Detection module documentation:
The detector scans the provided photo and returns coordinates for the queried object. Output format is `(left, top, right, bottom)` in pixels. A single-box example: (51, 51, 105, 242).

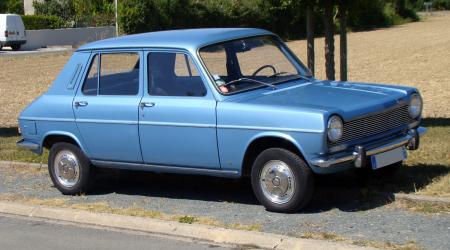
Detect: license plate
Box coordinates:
(371, 147, 407, 170)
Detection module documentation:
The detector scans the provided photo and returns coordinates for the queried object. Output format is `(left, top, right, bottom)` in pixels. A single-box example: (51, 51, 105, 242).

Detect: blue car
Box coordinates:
(17, 28, 425, 212)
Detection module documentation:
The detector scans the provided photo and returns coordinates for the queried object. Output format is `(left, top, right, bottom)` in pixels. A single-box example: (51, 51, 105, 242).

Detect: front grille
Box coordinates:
(330, 105, 415, 146)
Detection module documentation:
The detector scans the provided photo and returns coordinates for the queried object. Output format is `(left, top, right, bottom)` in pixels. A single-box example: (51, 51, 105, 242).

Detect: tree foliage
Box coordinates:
(0, 0, 24, 14)
(13, 0, 424, 35)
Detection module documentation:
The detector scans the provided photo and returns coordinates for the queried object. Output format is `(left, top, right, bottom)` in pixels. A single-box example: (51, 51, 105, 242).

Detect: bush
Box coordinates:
(21, 15, 66, 30)
(409, 0, 450, 11)
(432, 0, 450, 10)
(347, 0, 392, 31)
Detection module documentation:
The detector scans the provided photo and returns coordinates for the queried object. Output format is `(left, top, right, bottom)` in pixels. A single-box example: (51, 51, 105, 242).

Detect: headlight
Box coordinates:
(327, 115, 343, 142)
(409, 93, 422, 118)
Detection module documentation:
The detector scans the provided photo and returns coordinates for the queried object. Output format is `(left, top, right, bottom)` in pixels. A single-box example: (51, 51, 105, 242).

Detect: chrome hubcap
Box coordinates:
(260, 160, 295, 204)
(54, 150, 80, 188)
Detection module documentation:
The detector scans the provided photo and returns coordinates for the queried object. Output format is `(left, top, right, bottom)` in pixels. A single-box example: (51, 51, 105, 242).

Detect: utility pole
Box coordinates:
(115, 0, 119, 36)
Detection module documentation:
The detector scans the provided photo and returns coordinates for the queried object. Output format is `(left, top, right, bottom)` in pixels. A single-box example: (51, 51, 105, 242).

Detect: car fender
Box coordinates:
(245, 131, 309, 164)
(41, 131, 90, 157)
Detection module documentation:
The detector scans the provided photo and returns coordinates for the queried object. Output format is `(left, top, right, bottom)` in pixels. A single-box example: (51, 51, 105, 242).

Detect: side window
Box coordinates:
(148, 52, 206, 97)
(174, 54, 199, 77)
(81, 53, 140, 96)
(199, 45, 228, 78)
(99, 53, 140, 95)
(82, 55, 99, 95)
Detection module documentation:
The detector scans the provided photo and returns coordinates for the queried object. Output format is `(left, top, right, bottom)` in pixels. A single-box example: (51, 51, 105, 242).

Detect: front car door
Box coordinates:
(73, 50, 143, 163)
(138, 50, 220, 168)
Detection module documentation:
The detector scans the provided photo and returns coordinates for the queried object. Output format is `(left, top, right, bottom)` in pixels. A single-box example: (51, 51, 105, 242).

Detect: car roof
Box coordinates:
(0, 14, 21, 17)
(77, 28, 274, 52)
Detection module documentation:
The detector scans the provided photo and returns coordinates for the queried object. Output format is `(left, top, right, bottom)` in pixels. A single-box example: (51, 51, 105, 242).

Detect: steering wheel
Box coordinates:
(251, 65, 276, 76)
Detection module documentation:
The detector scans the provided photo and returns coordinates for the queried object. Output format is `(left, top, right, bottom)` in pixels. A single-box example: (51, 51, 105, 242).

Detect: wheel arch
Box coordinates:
(241, 132, 308, 177)
(41, 131, 89, 155)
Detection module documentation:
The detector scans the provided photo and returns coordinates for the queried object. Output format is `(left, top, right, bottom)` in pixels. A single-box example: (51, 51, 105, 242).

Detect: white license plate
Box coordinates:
(371, 147, 407, 170)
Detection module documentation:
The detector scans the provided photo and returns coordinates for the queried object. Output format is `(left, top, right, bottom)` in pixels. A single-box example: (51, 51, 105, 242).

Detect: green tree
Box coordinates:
(33, 0, 74, 21)
(119, 0, 167, 34)
(1, 0, 24, 14)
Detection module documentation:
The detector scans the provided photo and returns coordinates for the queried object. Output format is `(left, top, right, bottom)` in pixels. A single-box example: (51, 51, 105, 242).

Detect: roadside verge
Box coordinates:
(0, 201, 373, 250)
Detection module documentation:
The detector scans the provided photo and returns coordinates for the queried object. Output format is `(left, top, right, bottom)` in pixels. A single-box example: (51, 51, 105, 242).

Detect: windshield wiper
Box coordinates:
(224, 78, 277, 90)
(267, 71, 290, 78)
(267, 72, 313, 82)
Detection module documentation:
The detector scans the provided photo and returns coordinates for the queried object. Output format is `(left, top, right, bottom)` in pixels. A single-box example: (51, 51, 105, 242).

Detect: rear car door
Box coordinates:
(6, 15, 18, 40)
(138, 50, 220, 168)
(73, 51, 143, 163)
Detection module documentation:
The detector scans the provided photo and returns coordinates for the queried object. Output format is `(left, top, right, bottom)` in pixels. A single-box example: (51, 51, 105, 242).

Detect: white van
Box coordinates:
(0, 14, 26, 51)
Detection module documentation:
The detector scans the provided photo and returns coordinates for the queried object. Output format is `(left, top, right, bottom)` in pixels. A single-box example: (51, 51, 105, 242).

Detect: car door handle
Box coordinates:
(74, 101, 88, 108)
(140, 102, 155, 108)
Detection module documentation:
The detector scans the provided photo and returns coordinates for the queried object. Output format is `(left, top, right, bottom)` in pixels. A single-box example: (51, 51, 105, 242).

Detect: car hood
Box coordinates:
(237, 80, 416, 121)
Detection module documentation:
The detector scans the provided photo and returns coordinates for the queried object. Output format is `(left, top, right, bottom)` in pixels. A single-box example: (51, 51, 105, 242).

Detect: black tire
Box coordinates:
(48, 142, 94, 195)
(355, 161, 402, 179)
(251, 148, 314, 213)
(11, 44, 21, 51)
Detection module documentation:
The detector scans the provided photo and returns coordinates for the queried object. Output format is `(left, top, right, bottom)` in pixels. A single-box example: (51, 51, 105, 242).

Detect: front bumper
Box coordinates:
(0, 40, 26, 46)
(311, 127, 426, 168)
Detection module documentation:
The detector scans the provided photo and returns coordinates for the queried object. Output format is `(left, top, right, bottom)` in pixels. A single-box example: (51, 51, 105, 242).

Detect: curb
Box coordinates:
(0, 201, 373, 250)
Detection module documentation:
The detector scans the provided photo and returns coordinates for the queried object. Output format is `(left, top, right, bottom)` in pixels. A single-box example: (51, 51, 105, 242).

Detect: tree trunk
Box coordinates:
(339, 2, 347, 81)
(323, 0, 335, 80)
(306, 1, 315, 75)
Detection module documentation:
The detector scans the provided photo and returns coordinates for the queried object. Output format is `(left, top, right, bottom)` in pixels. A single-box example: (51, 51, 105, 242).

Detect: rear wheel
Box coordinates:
(11, 44, 21, 51)
(48, 142, 94, 194)
(251, 148, 314, 213)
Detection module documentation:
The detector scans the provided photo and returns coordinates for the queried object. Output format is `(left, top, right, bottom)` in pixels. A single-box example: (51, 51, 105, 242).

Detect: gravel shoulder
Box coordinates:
(0, 162, 448, 250)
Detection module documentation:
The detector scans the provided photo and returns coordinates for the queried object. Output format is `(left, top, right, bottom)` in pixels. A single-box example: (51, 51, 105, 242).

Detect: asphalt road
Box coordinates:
(0, 214, 234, 250)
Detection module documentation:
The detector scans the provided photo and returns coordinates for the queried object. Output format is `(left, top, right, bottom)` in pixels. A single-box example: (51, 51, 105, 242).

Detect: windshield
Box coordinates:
(199, 35, 310, 94)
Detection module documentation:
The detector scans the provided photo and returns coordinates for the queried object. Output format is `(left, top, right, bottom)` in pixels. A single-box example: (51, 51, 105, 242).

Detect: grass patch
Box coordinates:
(396, 199, 450, 214)
(0, 127, 48, 163)
(177, 215, 197, 224)
(0, 194, 261, 232)
(301, 231, 421, 250)
(301, 231, 345, 241)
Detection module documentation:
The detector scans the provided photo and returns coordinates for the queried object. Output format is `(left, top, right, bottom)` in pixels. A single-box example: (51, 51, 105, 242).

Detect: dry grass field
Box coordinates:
(0, 12, 449, 197)
(289, 12, 450, 119)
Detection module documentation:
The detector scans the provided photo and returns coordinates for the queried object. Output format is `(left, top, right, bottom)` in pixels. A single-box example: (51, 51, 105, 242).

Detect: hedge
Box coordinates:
(21, 15, 66, 30)
(118, 0, 419, 39)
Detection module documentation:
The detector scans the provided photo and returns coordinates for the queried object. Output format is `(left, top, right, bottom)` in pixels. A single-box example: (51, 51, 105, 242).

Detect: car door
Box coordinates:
(73, 51, 143, 163)
(138, 50, 220, 168)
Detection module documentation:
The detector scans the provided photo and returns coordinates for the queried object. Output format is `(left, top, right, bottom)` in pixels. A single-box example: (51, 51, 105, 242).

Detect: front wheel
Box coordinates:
(48, 142, 94, 194)
(251, 148, 314, 213)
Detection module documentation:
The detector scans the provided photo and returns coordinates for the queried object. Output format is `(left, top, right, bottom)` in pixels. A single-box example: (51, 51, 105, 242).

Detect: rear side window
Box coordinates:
(148, 52, 206, 97)
(82, 53, 140, 96)
(82, 55, 99, 95)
